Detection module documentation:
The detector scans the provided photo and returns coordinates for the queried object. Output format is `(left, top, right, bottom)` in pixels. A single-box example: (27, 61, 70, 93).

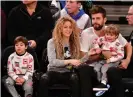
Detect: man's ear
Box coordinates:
(104, 17, 107, 24)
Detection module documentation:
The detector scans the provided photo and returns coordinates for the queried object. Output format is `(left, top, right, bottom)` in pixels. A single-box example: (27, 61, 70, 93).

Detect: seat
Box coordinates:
(1, 46, 40, 97)
(122, 49, 133, 97)
(122, 78, 133, 90)
(40, 48, 79, 97)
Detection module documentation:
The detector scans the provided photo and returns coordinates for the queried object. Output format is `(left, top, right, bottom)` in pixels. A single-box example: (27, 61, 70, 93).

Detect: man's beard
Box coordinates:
(92, 23, 104, 31)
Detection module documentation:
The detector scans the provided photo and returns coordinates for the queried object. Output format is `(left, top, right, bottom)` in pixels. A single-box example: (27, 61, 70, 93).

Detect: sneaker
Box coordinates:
(95, 90, 106, 96)
(95, 84, 110, 96)
(93, 83, 108, 91)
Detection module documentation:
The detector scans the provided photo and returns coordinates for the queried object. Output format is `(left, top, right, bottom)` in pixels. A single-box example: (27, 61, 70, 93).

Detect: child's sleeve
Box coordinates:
(92, 37, 101, 49)
(23, 55, 34, 81)
(7, 55, 18, 80)
(109, 42, 124, 62)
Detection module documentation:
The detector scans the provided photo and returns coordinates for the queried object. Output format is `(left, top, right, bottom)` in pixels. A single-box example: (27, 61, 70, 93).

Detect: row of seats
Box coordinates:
(1, 45, 133, 97)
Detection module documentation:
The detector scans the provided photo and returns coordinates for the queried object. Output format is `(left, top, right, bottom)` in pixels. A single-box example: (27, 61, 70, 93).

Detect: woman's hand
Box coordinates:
(69, 59, 81, 66)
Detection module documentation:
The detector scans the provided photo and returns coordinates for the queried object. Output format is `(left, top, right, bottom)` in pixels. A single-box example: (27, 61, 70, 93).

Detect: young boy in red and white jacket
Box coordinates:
(5, 36, 34, 97)
(92, 24, 124, 91)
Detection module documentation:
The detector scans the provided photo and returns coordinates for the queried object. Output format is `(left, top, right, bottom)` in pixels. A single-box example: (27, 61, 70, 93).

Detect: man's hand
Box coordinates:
(95, 48, 102, 54)
(29, 40, 36, 48)
(102, 50, 111, 59)
(118, 58, 130, 69)
(88, 48, 97, 56)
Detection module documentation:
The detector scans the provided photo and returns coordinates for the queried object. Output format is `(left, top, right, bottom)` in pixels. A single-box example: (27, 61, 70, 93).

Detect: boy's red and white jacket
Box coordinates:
(7, 52, 34, 81)
(93, 36, 124, 62)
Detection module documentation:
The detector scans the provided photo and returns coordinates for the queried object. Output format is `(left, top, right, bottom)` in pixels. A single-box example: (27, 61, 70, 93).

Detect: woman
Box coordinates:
(38, 16, 81, 97)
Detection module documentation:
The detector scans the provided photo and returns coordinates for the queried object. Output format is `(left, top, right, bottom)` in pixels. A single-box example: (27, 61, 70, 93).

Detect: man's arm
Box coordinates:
(119, 42, 132, 69)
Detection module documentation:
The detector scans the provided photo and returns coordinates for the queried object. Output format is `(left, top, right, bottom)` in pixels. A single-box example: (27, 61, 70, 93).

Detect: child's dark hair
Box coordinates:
(14, 36, 28, 46)
(105, 24, 120, 37)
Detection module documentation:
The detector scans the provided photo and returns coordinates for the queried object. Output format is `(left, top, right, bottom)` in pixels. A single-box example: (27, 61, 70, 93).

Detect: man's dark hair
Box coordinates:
(90, 5, 106, 18)
(14, 36, 28, 46)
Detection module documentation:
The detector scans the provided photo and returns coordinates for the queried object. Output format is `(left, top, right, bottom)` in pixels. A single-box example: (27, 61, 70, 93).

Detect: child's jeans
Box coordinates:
(4, 75, 33, 97)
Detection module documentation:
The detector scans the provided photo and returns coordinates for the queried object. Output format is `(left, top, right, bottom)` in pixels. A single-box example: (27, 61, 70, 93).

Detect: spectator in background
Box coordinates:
(121, 5, 133, 79)
(58, 0, 91, 31)
(7, 0, 54, 62)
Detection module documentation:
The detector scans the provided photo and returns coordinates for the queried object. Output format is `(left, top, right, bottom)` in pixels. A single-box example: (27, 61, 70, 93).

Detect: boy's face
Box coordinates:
(15, 41, 27, 55)
(65, 0, 81, 14)
(105, 33, 117, 42)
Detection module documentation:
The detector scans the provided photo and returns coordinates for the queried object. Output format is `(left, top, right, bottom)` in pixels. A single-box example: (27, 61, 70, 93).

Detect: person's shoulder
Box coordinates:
(81, 13, 89, 19)
(39, 3, 49, 10)
(82, 27, 93, 34)
(8, 52, 16, 59)
(47, 38, 55, 49)
(60, 8, 68, 17)
(48, 38, 54, 44)
(26, 52, 33, 58)
(8, 4, 23, 17)
(115, 38, 121, 43)
(11, 4, 22, 12)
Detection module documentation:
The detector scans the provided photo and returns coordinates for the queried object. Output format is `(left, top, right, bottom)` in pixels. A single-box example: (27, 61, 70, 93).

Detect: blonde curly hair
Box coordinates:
(52, 16, 81, 59)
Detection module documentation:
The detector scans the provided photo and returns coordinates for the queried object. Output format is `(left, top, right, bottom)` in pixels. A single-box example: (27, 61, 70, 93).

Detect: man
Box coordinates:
(7, 0, 54, 62)
(123, 5, 133, 78)
(126, 5, 133, 26)
(78, 5, 132, 97)
(60, 0, 91, 30)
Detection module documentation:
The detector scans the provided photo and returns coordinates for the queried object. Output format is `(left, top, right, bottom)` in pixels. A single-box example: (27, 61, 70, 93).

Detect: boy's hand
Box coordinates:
(20, 78, 25, 84)
(15, 77, 21, 83)
(16, 77, 22, 85)
(15, 78, 25, 85)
